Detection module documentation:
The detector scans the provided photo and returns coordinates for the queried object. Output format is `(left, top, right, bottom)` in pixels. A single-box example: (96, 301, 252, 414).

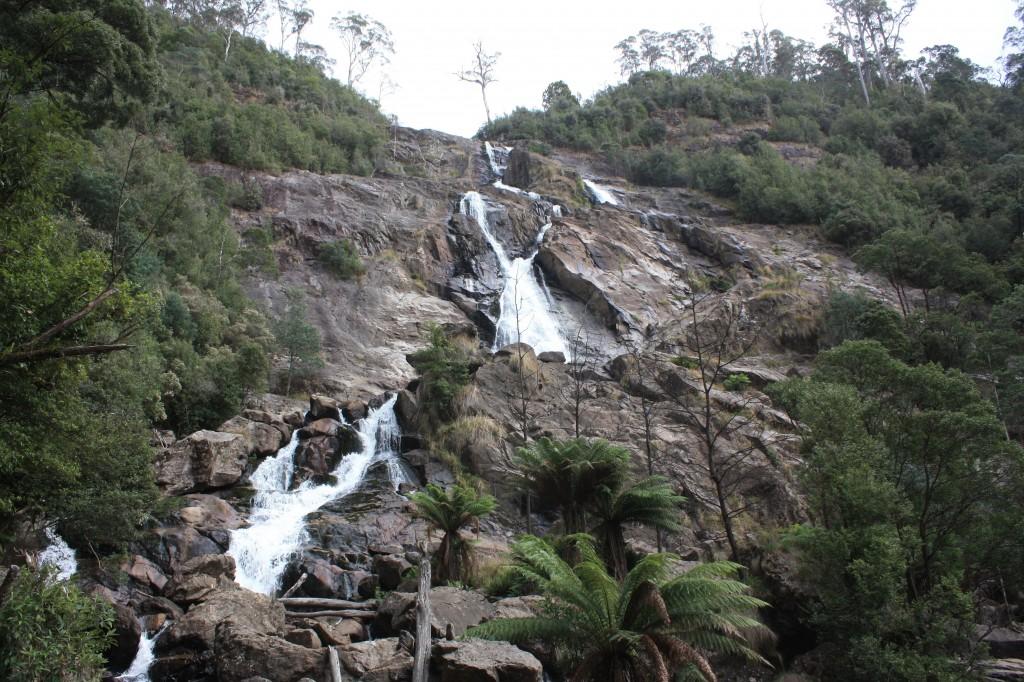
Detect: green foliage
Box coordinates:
(410, 483, 496, 584)
(272, 289, 322, 396)
(148, 7, 386, 174)
(771, 341, 1024, 680)
(0, 566, 114, 681)
(820, 290, 908, 356)
(722, 373, 751, 392)
(590, 476, 685, 579)
(318, 239, 366, 280)
(514, 438, 630, 535)
(468, 535, 771, 682)
(408, 325, 471, 428)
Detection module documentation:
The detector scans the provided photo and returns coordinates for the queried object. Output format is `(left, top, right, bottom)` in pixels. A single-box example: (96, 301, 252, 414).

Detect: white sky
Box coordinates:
(286, 0, 1020, 138)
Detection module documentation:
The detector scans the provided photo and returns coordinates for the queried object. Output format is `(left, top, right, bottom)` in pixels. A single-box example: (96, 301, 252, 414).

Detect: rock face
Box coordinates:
(434, 639, 543, 682)
(218, 416, 287, 457)
(154, 431, 249, 495)
(338, 638, 413, 680)
(375, 587, 495, 638)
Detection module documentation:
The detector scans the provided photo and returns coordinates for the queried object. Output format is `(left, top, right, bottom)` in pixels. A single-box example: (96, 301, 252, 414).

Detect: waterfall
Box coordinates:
(485, 141, 541, 199)
(461, 191, 567, 356)
(39, 527, 77, 581)
(227, 394, 401, 595)
(583, 179, 619, 206)
(117, 623, 168, 682)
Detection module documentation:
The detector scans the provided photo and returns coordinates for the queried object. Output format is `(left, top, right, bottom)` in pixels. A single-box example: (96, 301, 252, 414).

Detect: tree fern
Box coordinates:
(410, 482, 496, 584)
(591, 476, 685, 579)
(469, 535, 773, 682)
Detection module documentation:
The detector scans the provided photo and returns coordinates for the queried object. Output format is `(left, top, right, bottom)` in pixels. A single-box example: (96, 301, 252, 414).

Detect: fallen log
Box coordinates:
(279, 597, 377, 610)
(284, 609, 376, 619)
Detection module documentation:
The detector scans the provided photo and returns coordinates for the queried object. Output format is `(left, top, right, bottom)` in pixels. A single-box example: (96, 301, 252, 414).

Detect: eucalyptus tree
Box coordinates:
(457, 42, 500, 124)
(331, 12, 395, 88)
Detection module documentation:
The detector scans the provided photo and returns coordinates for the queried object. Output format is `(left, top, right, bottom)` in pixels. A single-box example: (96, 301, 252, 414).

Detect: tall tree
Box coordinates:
(272, 288, 322, 395)
(330, 12, 394, 88)
(457, 42, 499, 125)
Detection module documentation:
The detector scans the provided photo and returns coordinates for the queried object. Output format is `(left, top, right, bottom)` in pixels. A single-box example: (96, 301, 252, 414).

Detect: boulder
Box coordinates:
(163, 555, 236, 605)
(338, 638, 413, 681)
(155, 430, 249, 495)
(374, 587, 494, 638)
(124, 554, 168, 592)
(434, 639, 543, 682)
(298, 417, 344, 439)
(309, 394, 343, 421)
(292, 435, 343, 487)
(309, 618, 364, 646)
(373, 553, 412, 591)
(219, 415, 287, 457)
(147, 526, 222, 573)
(979, 626, 1024, 659)
(179, 494, 243, 531)
(215, 623, 326, 682)
(284, 628, 322, 649)
(342, 399, 368, 422)
(537, 351, 565, 363)
(107, 601, 144, 672)
(162, 588, 285, 652)
(395, 389, 418, 430)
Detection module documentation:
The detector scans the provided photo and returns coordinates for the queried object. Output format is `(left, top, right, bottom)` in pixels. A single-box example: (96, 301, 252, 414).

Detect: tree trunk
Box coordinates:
(412, 555, 432, 682)
(480, 84, 492, 124)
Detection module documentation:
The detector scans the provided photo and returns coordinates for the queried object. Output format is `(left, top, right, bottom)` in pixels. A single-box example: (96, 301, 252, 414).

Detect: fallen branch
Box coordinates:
(279, 572, 308, 599)
(284, 609, 376, 619)
(328, 645, 343, 682)
(0, 343, 133, 366)
(279, 597, 377, 610)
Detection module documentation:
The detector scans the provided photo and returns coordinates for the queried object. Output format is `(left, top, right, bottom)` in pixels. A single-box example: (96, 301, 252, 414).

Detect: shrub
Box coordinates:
(0, 567, 114, 682)
(723, 373, 752, 391)
(408, 325, 471, 428)
(318, 239, 366, 280)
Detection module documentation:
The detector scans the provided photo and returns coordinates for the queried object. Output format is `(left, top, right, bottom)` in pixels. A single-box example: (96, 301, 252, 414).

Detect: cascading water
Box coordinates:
(227, 394, 401, 595)
(39, 527, 77, 581)
(583, 179, 620, 206)
(460, 192, 567, 356)
(117, 623, 168, 682)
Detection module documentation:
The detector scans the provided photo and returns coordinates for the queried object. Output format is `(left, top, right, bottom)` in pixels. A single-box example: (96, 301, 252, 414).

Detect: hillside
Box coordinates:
(2, 3, 1024, 682)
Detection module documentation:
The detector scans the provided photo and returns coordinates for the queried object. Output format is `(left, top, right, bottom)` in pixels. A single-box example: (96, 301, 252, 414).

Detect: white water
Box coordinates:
(117, 623, 168, 682)
(583, 179, 620, 206)
(460, 192, 567, 356)
(227, 395, 401, 594)
(39, 527, 77, 581)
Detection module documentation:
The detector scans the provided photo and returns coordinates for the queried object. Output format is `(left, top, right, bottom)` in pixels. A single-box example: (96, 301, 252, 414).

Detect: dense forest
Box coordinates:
(2, 1, 1024, 681)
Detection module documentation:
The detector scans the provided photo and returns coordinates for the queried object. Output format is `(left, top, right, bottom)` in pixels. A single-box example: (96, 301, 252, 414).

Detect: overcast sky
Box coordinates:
(287, 0, 1020, 138)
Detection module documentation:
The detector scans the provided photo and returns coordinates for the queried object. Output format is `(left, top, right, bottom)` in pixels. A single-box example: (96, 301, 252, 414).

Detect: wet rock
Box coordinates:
(537, 350, 566, 363)
(155, 430, 249, 495)
(342, 399, 368, 422)
(107, 601, 143, 672)
(298, 417, 344, 439)
(434, 638, 543, 682)
(338, 638, 413, 680)
(395, 389, 418, 430)
(215, 623, 326, 682)
(292, 435, 342, 488)
(219, 415, 287, 457)
(309, 394, 343, 421)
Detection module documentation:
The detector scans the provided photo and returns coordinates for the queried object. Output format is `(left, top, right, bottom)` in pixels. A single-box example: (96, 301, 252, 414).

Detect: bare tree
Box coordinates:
(330, 12, 395, 88)
(235, 0, 268, 38)
(457, 42, 499, 125)
(659, 293, 773, 562)
(559, 325, 596, 439)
